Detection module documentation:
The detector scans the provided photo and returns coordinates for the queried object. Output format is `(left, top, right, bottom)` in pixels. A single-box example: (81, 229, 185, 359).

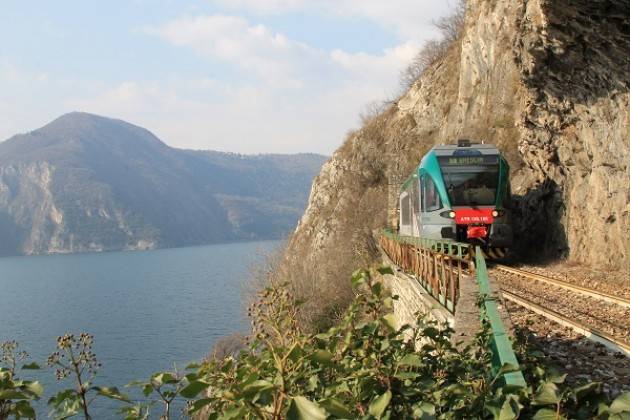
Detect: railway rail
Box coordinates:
(492, 265, 630, 358)
(501, 290, 630, 357)
(493, 264, 630, 309)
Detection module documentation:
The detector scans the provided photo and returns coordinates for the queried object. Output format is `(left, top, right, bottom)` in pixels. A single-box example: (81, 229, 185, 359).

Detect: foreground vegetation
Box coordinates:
(1, 268, 629, 419)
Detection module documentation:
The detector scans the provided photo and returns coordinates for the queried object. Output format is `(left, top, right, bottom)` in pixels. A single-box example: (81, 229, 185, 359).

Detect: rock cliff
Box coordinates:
(286, 0, 629, 315)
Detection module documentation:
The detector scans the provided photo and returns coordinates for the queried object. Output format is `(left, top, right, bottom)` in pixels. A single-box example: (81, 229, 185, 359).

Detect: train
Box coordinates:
(397, 139, 513, 257)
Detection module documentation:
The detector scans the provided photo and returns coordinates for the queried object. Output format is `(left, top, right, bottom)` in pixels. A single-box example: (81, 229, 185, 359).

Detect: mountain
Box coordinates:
(0, 112, 326, 256)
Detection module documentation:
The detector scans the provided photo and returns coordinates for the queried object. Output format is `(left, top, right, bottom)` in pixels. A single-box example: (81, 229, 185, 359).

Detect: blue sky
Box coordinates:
(1, 0, 457, 154)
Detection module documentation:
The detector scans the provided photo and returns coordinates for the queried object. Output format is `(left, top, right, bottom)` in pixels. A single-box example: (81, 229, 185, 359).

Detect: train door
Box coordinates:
(399, 191, 412, 236)
(420, 174, 443, 239)
(411, 177, 421, 236)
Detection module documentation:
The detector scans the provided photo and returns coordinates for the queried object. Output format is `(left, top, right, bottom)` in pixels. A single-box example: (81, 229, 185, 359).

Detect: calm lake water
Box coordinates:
(0, 240, 281, 418)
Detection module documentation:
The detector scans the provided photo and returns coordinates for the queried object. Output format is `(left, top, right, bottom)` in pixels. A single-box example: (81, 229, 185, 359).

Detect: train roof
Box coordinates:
(400, 141, 505, 192)
(432, 143, 500, 156)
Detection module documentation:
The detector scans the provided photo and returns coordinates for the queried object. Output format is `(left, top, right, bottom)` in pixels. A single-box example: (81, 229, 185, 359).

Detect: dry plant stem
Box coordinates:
(154, 385, 172, 420)
(67, 347, 91, 420)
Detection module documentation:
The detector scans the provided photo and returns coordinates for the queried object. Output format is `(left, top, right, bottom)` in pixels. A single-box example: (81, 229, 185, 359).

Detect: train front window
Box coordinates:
(439, 155, 500, 207)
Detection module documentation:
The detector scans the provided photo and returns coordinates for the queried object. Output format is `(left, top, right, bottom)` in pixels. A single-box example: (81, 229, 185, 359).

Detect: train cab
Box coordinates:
(398, 139, 513, 249)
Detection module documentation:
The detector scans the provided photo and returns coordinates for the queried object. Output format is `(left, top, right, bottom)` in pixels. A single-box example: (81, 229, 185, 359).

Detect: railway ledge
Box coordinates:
(379, 250, 509, 348)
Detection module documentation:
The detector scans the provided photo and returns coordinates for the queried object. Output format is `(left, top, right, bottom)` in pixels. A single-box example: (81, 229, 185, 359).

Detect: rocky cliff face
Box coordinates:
(287, 0, 630, 304)
(0, 113, 326, 256)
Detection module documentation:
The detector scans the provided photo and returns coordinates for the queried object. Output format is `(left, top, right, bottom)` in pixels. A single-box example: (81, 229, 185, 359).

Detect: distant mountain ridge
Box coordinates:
(0, 112, 326, 256)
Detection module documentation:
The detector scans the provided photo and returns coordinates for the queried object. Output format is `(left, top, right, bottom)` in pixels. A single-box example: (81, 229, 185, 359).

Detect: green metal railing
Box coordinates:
(381, 229, 472, 261)
(475, 246, 527, 387)
(378, 230, 526, 387)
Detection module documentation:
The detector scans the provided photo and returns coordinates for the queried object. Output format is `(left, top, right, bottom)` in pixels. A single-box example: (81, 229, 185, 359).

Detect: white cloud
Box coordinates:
(0, 62, 22, 82)
(331, 42, 418, 83)
(2, 2, 460, 154)
(64, 76, 379, 154)
(212, 0, 454, 41)
(123, 13, 428, 153)
(142, 15, 319, 87)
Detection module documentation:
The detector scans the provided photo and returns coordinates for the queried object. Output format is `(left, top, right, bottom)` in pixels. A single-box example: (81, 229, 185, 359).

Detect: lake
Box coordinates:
(0, 240, 281, 417)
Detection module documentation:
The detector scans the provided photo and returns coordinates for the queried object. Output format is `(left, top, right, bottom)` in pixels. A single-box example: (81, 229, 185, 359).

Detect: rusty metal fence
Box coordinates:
(379, 229, 472, 313)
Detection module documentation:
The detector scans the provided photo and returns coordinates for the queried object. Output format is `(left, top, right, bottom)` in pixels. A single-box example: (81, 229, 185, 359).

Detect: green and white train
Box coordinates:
(398, 140, 513, 254)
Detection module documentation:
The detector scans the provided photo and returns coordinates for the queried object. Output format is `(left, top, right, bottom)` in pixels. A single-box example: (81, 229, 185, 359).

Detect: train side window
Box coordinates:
(425, 176, 442, 212)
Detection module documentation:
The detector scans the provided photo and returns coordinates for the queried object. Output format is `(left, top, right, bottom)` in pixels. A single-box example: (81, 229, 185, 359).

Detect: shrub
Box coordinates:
(400, 0, 467, 91)
(2, 268, 629, 418)
(0, 341, 42, 419)
(182, 268, 628, 419)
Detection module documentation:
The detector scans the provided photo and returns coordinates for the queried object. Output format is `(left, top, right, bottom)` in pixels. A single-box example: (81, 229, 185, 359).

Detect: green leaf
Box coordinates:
(549, 372, 567, 384)
(368, 390, 392, 419)
(498, 396, 521, 420)
(371, 282, 383, 296)
(242, 380, 274, 398)
(532, 408, 561, 420)
(351, 270, 368, 288)
(610, 392, 630, 413)
(394, 371, 419, 380)
(573, 382, 601, 400)
(307, 375, 318, 392)
(382, 314, 397, 331)
(219, 405, 247, 419)
(0, 389, 29, 400)
(398, 354, 422, 367)
(321, 398, 353, 418)
(142, 384, 153, 397)
(50, 397, 82, 420)
(94, 386, 131, 402)
(413, 402, 436, 420)
(152, 372, 178, 386)
(179, 381, 210, 399)
(25, 381, 44, 398)
(377, 266, 394, 275)
(125, 379, 146, 387)
(48, 389, 76, 408)
(423, 327, 440, 339)
(287, 396, 327, 420)
(311, 350, 334, 366)
(14, 400, 36, 418)
(496, 363, 520, 376)
(21, 362, 41, 370)
(189, 398, 213, 414)
(533, 382, 560, 406)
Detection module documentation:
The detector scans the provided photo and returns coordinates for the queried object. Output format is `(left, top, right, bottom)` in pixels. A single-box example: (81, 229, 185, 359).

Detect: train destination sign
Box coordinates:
(440, 155, 499, 166)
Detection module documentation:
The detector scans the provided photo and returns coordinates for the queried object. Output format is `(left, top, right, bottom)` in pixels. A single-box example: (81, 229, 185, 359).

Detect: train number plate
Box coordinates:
(455, 209, 494, 224)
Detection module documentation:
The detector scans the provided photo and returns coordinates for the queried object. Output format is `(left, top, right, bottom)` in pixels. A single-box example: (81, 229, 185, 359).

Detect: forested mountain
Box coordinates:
(0, 112, 326, 256)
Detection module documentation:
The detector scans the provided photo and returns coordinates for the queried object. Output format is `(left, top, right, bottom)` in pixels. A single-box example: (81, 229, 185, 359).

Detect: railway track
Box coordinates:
(493, 264, 630, 308)
(501, 290, 630, 357)
(491, 264, 630, 358)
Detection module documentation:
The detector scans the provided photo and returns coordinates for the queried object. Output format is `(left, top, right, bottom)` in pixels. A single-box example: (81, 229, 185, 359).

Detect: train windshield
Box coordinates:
(438, 154, 500, 207)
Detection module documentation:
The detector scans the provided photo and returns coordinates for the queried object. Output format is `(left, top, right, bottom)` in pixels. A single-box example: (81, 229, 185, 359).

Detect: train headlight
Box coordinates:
(440, 210, 457, 219)
(492, 210, 499, 217)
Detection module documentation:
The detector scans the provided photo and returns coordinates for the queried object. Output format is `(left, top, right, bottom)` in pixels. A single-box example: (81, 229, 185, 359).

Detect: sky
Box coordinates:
(0, 1, 457, 155)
